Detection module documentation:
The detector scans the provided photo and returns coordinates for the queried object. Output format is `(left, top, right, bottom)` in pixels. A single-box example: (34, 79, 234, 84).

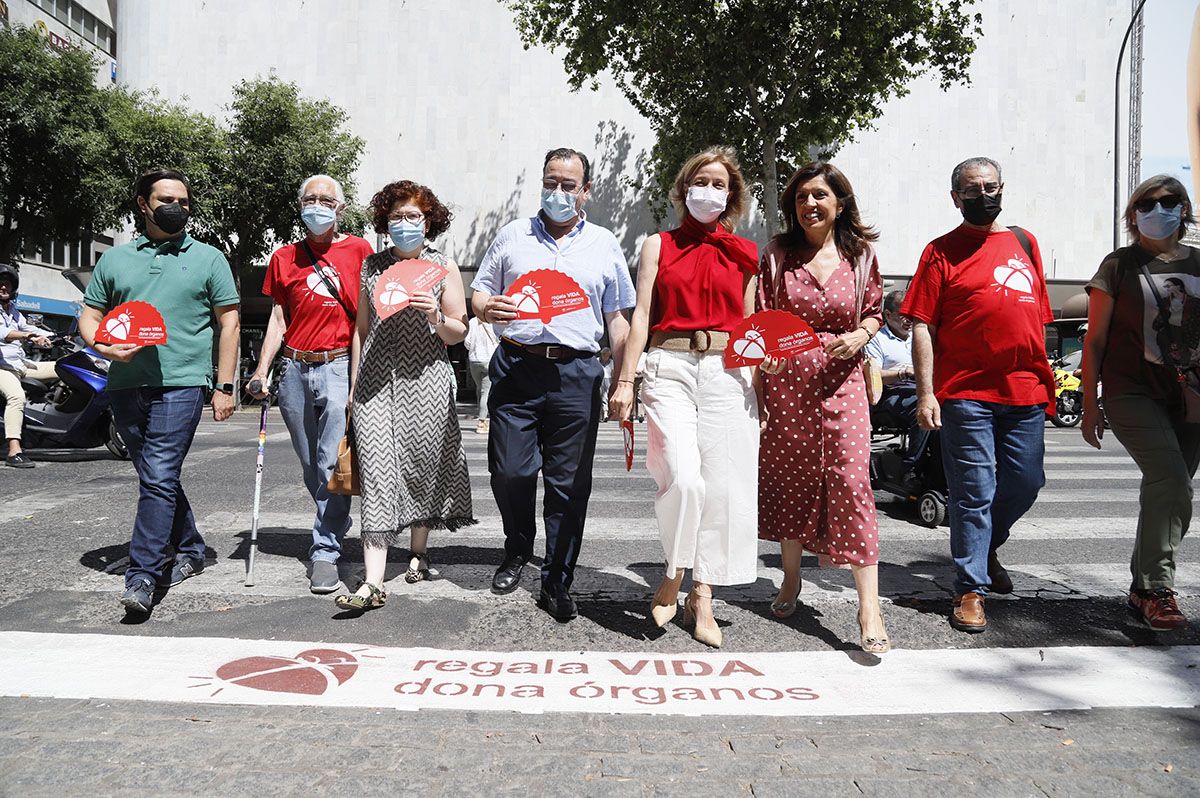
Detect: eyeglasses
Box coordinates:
(387, 211, 426, 224)
(956, 183, 1003, 200)
(541, 179, 581, 194)
(1133, 195, 1183, 214)
(301, 194, 340, 209)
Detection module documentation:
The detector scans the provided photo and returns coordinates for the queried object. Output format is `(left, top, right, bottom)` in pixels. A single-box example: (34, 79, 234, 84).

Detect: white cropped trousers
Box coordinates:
(639, 347, 759, 586)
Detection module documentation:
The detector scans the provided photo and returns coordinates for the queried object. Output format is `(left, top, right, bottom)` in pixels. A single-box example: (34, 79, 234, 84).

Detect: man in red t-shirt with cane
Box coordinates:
(248, 175, 373, 594)
(903, 157, 1056, 633)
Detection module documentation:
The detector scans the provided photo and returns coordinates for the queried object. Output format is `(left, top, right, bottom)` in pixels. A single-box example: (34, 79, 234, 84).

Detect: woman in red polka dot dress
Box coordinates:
(757, 162, 890, 653)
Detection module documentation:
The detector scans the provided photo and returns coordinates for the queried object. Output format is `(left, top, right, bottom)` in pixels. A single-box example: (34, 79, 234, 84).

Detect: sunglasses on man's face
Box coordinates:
(1133, 195, 1183, 213)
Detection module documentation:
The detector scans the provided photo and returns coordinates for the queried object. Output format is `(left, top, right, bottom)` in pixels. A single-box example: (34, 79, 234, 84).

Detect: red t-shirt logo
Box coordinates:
(993, 257, 1034, 296)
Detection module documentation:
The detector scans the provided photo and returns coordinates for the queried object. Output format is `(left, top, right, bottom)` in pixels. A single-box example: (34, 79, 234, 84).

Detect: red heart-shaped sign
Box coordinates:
(96, 301, 168, 346)
(214, 648, 358, 695)
(506, 269, 590, 324)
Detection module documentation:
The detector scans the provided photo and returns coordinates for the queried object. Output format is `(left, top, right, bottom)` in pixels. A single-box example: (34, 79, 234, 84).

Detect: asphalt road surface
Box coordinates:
(1, 408, 1197, 797)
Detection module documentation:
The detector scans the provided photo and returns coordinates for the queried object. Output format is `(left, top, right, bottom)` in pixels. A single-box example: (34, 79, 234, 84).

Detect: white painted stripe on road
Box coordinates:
(195, 511, 1139, 543)
(1, 632, 1196, 717)
(0, 432, 292, 526)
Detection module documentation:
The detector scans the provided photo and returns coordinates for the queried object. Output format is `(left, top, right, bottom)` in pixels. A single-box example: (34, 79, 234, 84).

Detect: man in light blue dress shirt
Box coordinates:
(471, 147, 634, 621)
(865, 289, 930, 482)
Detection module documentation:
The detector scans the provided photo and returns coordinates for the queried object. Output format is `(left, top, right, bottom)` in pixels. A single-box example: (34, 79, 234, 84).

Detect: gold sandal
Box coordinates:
(334, 582, 387, 613)
(858, 609, 891, 654)
(405, 551, 436, 584)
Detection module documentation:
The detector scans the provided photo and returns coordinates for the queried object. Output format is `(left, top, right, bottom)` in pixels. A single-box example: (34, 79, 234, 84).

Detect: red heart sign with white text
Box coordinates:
(724, 310, 819, 368)
(95, 301, 168, 345)
(372, 259, 449, 320)
(506, 269, 590, 324)
(621, 419, 634, 471)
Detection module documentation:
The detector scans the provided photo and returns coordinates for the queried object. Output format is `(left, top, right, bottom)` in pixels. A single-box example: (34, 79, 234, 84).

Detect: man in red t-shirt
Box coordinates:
(902, 157, 1056, 634)
(248, 175, 374, 594)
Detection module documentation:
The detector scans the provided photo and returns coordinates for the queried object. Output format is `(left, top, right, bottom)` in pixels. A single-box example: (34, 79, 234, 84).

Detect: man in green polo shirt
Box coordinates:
(79, 168, 241, 614)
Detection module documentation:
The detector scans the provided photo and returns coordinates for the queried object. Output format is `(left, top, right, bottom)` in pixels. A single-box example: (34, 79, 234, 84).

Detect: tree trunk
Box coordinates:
(762, 133, 780, 238)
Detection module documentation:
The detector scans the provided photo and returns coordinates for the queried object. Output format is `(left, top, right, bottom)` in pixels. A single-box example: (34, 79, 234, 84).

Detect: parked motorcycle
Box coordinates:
(0, 337, 128, 459)
(1051, 356, 1083, 428)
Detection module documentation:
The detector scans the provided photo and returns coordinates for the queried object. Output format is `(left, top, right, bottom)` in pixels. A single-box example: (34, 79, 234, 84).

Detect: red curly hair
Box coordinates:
(369, 180, 453, 240)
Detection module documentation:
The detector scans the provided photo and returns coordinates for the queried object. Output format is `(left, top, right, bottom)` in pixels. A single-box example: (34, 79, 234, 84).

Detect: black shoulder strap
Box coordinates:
(299, 240, 355, 322)
(1007, 226, 1034, 264)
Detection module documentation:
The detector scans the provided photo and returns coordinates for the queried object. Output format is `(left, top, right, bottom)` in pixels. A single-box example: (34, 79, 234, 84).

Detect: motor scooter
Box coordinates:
(0, 337, 128, 459)
(1051, 357, 1083, 428)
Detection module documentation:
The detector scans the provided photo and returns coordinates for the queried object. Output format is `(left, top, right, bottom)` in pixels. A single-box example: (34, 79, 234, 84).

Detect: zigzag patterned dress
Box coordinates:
(353, 246, 475, 546)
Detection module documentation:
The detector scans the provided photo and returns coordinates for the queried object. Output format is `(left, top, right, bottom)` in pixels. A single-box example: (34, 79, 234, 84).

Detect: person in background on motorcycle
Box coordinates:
(0, 265, 56, 468)
(864, 289, 930, 490)
(247, 175, 373, 595)
(1082, 175, 1199, 631)
(903, 157, 1056, 634)
(79, 168, 241, 615)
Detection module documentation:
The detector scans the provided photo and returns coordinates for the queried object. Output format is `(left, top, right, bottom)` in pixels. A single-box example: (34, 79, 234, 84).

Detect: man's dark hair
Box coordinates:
(950, 157, 1001, 191)
(883, 290, 906, 314)
(133, 168, 193, 208)
(543, 148, 591, 184)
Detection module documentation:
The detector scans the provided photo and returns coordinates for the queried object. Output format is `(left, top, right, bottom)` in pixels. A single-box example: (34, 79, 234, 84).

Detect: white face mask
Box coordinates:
(685, 185, 727, 224)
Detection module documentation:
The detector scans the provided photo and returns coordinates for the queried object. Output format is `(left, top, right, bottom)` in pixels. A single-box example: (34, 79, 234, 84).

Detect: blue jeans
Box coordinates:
(878, 385, 932, 471)
(276, 357, 352, 563)
(109, 387, 205, 588)
(940, 399, 1046, 595)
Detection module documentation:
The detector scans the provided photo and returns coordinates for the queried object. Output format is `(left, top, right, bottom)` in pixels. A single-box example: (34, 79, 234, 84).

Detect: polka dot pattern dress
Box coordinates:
(756, 247, 884, 566)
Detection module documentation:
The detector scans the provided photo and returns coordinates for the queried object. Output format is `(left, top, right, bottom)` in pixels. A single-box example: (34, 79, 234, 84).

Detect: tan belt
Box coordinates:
(282, 345, 349, 364)
(649, 330, 730, 353)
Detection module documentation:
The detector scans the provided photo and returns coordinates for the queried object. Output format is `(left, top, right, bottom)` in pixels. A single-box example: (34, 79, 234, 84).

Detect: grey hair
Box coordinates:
(883, 290, 906, 314)
(951, 157, 1002, 191)
(297, 174, 346, 204)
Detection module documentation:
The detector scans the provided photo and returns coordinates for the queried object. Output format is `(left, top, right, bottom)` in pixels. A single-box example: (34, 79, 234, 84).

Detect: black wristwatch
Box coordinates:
(214, 383, 235, 394)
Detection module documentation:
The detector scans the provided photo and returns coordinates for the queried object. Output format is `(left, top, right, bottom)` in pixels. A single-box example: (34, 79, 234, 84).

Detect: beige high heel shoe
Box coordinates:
(858, 608, 891, 654)
(682, 587, 722, 648)
(770, 577, 802, 619)
(650, 570, 684, 627)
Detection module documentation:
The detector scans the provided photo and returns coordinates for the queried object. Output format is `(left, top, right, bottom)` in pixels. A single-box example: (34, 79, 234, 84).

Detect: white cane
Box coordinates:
(244, 380, 269, 587)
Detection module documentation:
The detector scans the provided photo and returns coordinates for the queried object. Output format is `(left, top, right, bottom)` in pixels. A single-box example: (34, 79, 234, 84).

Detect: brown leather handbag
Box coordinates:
(327, 412, 360, 496)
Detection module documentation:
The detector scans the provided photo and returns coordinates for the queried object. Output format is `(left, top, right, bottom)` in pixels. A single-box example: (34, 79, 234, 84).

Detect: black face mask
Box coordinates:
(150, 202, 189, 235)
(959, 192, 1002, 226)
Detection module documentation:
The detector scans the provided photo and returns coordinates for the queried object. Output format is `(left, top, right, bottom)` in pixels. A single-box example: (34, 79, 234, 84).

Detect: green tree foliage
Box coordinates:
(200, 76, 366, 275)
(0, 27, 365, 276)
(0, 26, 111, 261)
(507, 0, 982, 233)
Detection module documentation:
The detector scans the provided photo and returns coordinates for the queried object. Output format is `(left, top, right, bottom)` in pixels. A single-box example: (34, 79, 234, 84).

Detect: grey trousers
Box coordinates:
(1105, 393, 1200, 590)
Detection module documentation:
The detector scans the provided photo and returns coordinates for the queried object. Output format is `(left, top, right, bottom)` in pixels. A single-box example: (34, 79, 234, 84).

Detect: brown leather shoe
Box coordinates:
(951, 592, 987, 632)
(988, 551, 1013, 595)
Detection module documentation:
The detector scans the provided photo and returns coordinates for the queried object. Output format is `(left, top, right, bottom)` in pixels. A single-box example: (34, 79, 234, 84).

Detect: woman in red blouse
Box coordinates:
(610, 147, 760, 648)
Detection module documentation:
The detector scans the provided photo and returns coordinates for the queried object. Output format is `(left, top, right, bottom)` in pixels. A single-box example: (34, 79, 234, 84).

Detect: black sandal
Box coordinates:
(334, 582, 387, 613)
(405, 551, 435, 584)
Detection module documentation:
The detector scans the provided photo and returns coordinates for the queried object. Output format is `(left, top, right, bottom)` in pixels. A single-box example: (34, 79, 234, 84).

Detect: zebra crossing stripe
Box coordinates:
(1, 631, 1195, 717)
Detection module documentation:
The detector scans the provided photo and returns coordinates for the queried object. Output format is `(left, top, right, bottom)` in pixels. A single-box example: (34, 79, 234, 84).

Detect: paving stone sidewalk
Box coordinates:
(2, 697, 1197, 797)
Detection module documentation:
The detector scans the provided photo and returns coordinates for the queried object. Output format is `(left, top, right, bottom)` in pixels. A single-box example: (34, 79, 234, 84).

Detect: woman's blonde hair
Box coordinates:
(669, 147, 748, 232)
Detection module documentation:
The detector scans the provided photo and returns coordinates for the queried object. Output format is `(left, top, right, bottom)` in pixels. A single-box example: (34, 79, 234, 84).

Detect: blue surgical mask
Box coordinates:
(541, 189, 578, 224)
(1136, 203, 1183, 241)
(389, 220, 425, 252)
(301, 205, 337, 235)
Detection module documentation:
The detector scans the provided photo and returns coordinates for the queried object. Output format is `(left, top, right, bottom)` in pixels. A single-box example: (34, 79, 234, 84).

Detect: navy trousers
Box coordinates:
(487, 342, 602, 596)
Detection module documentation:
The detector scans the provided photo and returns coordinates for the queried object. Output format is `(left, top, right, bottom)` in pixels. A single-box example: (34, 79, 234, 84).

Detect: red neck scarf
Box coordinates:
(678, 214, 758, 274)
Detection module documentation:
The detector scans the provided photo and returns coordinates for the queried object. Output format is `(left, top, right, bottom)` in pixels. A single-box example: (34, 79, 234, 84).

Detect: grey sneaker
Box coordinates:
(121, 577, 155, 613)
(168, 557, 205, 587)
(310, 560, 341, 594)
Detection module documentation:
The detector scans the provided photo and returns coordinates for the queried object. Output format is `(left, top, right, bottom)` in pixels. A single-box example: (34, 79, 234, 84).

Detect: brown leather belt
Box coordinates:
(649, 330, 730, 353)
(501, 337, 595, 361)
(282, 345, 349, 364)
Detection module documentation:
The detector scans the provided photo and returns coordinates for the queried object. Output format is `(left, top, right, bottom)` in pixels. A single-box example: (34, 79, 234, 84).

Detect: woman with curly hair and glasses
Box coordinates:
(335, 180, 476, 613)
